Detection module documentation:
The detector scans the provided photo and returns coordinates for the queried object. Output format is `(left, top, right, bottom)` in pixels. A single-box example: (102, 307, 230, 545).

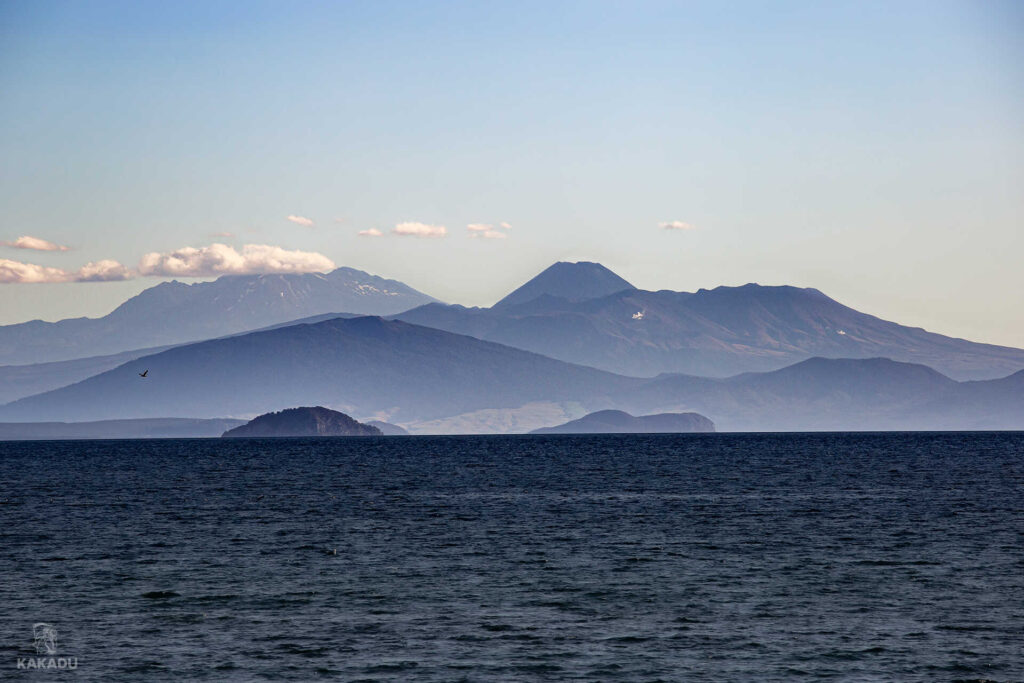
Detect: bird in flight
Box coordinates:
(139, 370, 148, 378)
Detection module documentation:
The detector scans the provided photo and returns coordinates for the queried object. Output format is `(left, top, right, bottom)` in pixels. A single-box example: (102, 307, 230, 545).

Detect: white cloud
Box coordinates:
(1, 235, 70, 251)
(76, 259, 133, 282)
(1, 242, 332, 283)
(659, 220, 697, 231)
(0, 259, 73, 283)
(393, 222, 447, 238)
(0, 258, 131, 283)
(467, 222, 510, 239)
(472, 230, 507, 239)
(358, 228, 383, 237)
(137, 243, 335, 277)
(286, 215, 314, 227)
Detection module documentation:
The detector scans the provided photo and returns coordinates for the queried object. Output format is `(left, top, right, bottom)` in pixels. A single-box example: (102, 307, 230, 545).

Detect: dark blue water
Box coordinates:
(1, 433, 1022, 681)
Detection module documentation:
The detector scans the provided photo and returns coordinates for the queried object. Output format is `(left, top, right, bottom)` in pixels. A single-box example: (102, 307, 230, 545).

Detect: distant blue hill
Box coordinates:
(0, 268, 437, 366)
(614, 357, 1024, 431)
(0, 317, 637, 424)
(0, 312, 366, 405)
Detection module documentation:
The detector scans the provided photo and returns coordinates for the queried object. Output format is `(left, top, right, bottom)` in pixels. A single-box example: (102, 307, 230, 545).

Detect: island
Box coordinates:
(530, 409, 715, 434)
(221, 406, 383, 437)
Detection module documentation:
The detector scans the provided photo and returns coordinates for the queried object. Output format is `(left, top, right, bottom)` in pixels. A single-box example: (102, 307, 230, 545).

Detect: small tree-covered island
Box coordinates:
(222, 406, 382, 438)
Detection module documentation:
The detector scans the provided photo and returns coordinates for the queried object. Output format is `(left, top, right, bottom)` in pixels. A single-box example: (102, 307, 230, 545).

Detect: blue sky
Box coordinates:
(1, 1, 1022, 345)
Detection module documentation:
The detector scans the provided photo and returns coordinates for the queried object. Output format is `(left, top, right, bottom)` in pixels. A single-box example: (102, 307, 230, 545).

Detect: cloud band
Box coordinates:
(1, 243, 335, 283)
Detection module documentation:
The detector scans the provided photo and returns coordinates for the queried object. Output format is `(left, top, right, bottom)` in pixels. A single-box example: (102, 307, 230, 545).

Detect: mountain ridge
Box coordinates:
(0, 268, 438, 366)
(396, 276, 1024, 381)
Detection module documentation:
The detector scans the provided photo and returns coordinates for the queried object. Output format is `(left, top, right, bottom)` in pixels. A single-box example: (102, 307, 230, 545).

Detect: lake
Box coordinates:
(1, 432, 1021, 680)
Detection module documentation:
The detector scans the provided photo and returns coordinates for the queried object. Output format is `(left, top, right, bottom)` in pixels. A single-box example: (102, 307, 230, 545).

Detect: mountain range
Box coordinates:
(0, 267, 437, 366)
(1, 314, 1020, 432)
(395, 262, 1024, 381)
(0, 260, 1021, 434)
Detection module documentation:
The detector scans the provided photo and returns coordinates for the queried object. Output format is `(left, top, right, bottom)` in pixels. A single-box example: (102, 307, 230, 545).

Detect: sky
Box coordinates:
(1, 0, 1022, 346)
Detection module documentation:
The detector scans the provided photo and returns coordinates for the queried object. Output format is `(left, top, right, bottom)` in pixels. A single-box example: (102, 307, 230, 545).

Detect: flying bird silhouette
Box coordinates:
(139, 370, 148, 378)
